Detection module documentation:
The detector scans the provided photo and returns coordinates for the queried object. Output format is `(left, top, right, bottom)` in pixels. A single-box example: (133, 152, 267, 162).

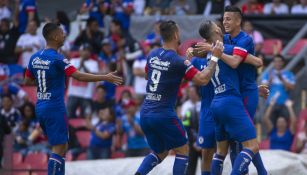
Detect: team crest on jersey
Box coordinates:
(63, 59, 70, 64)
(184, 60, 191, 66)
(198, 136, 204, 144)
(32, 57, 50, 69)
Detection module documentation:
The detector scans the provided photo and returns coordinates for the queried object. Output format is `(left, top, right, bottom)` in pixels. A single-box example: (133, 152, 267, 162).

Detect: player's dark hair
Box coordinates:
(96, 84, 107, 92)
(198, 20, 214, 42)
(1, 94, 13, 101)
(20, 102, 36, 119)
(111, 19, 122, 29)
(274, 54, 286, 62)
(159, 20, 178, 42)
(224, 5, 243, 20)
(42, 23, 60, 40)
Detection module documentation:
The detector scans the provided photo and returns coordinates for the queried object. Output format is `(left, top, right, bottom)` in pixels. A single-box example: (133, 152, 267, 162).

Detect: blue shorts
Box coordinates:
(211, 95, 256, 143)
(36, 107, 69, 146)
(241, 89, 258, 120)
(140, 113, 188, 154)
(197, 109, 216, 149)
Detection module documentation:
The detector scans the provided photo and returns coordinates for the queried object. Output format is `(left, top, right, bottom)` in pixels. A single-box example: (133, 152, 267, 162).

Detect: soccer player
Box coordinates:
(195, 20, 266, 175)
(24, 23, 123, 175)
(134, 20, 224, 175)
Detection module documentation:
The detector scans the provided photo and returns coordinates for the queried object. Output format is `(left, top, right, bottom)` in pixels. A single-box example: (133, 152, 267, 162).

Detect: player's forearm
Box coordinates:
(245, 54, 263, 68)
(221, 53, 241, 69)
(73, 72, 108, 82)
(197, 60, 217, 85)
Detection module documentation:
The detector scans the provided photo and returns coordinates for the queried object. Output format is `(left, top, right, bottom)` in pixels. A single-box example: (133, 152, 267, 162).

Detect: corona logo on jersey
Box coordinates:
(32, 57, 50, 69)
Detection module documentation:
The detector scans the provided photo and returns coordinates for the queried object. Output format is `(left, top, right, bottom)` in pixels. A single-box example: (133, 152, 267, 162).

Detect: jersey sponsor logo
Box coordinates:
(32, 57, 50, 69)
(145, 92, 162, 101)
(149, 56, 170, 71)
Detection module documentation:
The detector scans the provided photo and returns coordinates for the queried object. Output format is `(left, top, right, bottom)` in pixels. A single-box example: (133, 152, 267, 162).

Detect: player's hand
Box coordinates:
(285, 99, 293, 108)
(105, 71, 123, 85)
(186, 47, 194, 60)
(212, 40, 224, 58)
(194, 42, 212, 54)
(258, 84, 269, 100)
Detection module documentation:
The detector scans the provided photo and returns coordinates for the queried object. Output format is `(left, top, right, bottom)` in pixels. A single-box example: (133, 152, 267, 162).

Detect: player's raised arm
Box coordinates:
(71, 70, 123, 85)
(192, 40, 223, 86)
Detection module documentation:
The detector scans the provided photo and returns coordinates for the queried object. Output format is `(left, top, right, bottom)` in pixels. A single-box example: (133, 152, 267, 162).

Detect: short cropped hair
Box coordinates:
(159, 20, 178, 42)
(198, 20, 214, 42)
(224, 5, 243, 20)
(42, 23, 60, 40)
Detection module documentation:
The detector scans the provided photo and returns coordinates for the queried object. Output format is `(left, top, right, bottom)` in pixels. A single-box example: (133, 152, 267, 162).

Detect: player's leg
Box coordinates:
(211, 140, 228, 175)
(202, 148, 215, 175)
(172, 144, 189, 175)
(135, 116, 167, 175)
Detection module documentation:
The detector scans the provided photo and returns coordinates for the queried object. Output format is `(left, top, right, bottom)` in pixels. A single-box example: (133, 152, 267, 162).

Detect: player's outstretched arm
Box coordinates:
(244, 54, 263, 68)
(71, 70, 123, 85)
(192, 40, 223, 85)
(262, 98, 275, 133)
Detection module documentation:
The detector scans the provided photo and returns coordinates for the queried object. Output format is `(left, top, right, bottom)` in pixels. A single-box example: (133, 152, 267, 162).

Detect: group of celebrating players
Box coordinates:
(24, 4, 269, 175)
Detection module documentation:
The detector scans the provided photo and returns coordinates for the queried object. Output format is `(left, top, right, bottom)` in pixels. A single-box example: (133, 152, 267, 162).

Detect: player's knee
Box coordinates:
(173, 144, 189, 156)
(52, 143, 68, 156)
(242, 139, 259, 153)
(202, 148, 215, 161)
(157, 151, 168, 161)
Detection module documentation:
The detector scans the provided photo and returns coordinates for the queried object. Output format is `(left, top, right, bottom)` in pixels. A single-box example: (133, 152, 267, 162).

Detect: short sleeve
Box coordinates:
(16, 36, 24, 47)
(180, 59, 199, 81)
(107, 125, 116, 135)
(25, 0, 36, 12)
(25, 68, 34, 79)
(234, 36, 254, 61)
(56, 58, 77, 77)
(284, 71, 295, 85)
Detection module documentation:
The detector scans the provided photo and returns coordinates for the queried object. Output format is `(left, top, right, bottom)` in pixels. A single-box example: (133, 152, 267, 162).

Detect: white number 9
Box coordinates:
(149, 69, 161, 92)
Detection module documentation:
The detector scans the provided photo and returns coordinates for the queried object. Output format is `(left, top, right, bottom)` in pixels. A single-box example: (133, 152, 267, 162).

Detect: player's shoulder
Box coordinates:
(240, 31, 253, 42)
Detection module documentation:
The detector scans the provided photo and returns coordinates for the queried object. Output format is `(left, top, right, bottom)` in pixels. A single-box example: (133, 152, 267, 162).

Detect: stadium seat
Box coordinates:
(32, 172, 47, 175)
(178, 39, 203, 56)
(111, 151, 125, 159)
(115, 86, 135, 102)
(259, 139, 270, 150)
(261, 39, 283, 56)
(287, 39, 307, 56)
(13, 152, 23, 165)
(76, 152, 87, 160)
(13, 163, 31, 170)
(24, 153, 48, 165)
(69, 118, 86, 129)
(75, 131, 91, 148)
(22, 86, 37, 103)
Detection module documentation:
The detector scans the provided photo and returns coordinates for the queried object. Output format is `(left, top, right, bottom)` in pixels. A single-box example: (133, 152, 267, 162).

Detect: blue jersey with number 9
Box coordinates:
(141, 48, 198, 115)
(211, 44, 241, 97)
(25, 49, 77, 111)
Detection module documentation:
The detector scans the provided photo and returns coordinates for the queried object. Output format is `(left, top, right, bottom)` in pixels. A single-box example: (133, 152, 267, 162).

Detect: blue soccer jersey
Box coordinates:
(141, 48, 198, 115)
(224, 31, 257, 91)
(19, 0, 37, 33)
(25, 48, 77, 146)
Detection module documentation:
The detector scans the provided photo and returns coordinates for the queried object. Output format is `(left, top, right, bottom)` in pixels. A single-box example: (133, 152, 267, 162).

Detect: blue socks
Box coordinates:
(230, 141, 242, 167)
(231, 148, 254, 175)
(201, 171, 210, 175)
(252, 152, 267, 175)
(211, 154, 225, 175)
(48, 153, 65, 175)
(136, 153, 161, 175)
(173, 154, 189, 175)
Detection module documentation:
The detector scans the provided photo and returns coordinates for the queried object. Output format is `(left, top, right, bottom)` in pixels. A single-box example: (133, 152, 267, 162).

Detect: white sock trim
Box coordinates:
(241, 151, 253, 160)
(49, 158, 62, 165)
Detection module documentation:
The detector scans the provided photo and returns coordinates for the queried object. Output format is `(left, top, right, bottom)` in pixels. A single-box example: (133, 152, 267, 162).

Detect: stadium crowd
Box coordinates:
(0, 0, 306, 172)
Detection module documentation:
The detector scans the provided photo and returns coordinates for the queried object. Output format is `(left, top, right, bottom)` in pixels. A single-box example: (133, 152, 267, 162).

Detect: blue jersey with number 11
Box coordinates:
(141, 48, 198, 115)
(25, 49, 77, 111)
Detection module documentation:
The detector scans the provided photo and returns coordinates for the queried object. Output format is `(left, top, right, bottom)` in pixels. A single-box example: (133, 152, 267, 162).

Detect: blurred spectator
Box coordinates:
(243, 20, 264, 55)
(132, 55, 147, 98)
(115, 89, 133, 118)
(241, 0, 264, 14)
(55, 11, 71, 35)
(0, 82, 28, 107)
(133, 0, 145, 15)
(67, 44, 99, 118)
(0, 110, 10, 169)
(17, 0, 38, 34)
(144, 0, 172, 15)
(74, 17, 104, 54)
(170, 0, 196, 15)
(0, 18, 20, 64)
(261, 55, 295, 106)
(291, 0, 307, 14)
(67, 125, 83, 160)
(120, 100, 149, 157)
(145, 20, 162, 46)
(296, 122, 307, 153)
(25, 125, 50, 154)
(0, 94, 21, 129)
(99, 38, 117, 68)
(20, 102, 36, 132)
(86, 85, 112, 129)
(13, 120, 30, 152)
(263, 0, 289, 15)
(203, 0, 235, 15)
(0, 0, 11, 21)
(84, 0, 109, 28)
(87, 107, 116, 159)
(262, 99, 296, 151)
(15, 20, 45, 68)
(110, 0, 134, 31)
(180, 86, 201, 175)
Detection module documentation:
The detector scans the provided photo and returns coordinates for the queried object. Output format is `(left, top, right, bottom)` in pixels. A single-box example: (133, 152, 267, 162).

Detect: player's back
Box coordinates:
(211, 45, 241, 98)
(141, 48, 194, 115)
(224, 31, 257, 91)
(27, 49, 74, 111)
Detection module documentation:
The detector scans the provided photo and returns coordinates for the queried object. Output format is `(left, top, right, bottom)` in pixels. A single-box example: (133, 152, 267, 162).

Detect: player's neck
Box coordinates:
(230, 28, 241, 38)
(163, 42, 177, 52)
(46, 43, 59, 51)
